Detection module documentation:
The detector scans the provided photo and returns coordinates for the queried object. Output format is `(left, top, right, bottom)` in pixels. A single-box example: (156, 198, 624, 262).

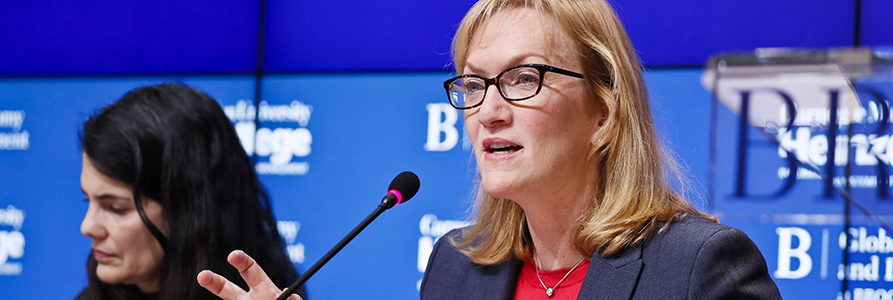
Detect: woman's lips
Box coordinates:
(484, 148, 522, 161)
(482, 138, 522, 154)
(482, 138, 523, 161)
(93, 250, 114, 262)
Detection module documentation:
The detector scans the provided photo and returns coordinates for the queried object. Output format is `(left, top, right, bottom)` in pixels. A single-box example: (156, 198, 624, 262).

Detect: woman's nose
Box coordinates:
(475, 85, 512, 127)
(80, 202, 106, 239)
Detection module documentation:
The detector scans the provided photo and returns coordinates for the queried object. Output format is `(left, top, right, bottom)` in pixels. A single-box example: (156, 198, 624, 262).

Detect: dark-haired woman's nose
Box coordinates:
(80, 201, 107, 240)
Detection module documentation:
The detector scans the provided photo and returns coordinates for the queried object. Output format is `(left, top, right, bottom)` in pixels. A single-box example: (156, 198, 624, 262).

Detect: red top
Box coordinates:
(514, 258, 590, 300)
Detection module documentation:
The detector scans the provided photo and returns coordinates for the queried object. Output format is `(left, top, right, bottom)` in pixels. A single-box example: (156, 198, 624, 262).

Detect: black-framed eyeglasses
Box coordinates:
(443, 64, 584, 110)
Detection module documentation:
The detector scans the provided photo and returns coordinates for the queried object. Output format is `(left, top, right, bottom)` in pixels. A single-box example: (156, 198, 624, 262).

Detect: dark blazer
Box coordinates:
(420, 214, 782, 299)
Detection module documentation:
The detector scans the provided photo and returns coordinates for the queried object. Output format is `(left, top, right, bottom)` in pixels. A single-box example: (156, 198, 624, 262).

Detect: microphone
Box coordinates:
(275, 171, 420, 300)
(381, 171, 421, 209)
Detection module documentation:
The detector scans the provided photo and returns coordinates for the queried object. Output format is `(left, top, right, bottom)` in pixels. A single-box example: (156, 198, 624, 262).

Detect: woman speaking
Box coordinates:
(420, 0, 781, 298)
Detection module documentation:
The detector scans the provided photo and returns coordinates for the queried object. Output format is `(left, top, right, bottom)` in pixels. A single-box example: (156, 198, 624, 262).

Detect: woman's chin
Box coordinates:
(482, 181, 520, 200)
(95, 268, 123, 285)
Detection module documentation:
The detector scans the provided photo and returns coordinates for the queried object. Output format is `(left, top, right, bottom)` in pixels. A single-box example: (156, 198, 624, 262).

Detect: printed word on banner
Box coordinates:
(277, 220, 305, 264)
(415, 214, 470, 290)
(0, 205, 25, 276)
(0, 110, 28, 150)
(837, 227, 893, 283)
(223, 100, 313, 176)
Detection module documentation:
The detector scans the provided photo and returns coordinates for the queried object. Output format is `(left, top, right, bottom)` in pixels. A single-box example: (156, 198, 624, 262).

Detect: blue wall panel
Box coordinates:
(617, 0, 855, 66)
(264, 1, 475, 72)
(0, 1, 258, 75)
(0, 1, 869, 75)
(861, 0, 893, 46)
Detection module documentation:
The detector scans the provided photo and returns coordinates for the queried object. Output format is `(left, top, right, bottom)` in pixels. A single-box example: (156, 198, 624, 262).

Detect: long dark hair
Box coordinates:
(79, 83, 300, 299)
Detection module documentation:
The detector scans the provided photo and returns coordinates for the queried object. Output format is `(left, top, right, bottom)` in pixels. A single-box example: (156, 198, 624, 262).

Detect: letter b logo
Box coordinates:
(424, 103, 459, 152)
(774, 227, 812, 279)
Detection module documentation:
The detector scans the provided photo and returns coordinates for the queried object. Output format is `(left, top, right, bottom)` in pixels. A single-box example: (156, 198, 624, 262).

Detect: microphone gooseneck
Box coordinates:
(275, 171, 420, 300)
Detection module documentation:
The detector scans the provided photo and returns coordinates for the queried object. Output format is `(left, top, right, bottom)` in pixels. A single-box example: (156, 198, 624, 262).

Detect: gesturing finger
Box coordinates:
(197, 270, 248, 300)
(227, 250, 278, 292)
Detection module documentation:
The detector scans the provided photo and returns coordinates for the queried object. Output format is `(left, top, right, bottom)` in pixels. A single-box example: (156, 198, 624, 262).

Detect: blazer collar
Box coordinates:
(490, 258, 524, 300)
(577, 244, 644, 300)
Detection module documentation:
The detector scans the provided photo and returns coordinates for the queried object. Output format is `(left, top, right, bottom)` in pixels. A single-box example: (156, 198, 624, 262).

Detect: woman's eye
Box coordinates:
(105, 204, 128, 214)
(466, 81, 485, 93)
(516, 73, 539, 85)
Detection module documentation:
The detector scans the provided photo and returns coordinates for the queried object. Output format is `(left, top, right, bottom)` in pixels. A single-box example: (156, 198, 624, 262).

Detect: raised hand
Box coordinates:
(197, 250, 301, 300)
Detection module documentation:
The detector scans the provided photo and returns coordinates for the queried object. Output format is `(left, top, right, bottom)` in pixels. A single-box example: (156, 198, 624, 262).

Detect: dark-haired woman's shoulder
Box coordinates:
(634, 213, 783, 299)
(74, 286, 91, 300)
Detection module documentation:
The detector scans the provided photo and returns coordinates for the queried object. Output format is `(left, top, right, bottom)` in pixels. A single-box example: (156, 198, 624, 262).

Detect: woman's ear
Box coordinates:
(590, 97, 614, 148)
(592, 120, 615, 149)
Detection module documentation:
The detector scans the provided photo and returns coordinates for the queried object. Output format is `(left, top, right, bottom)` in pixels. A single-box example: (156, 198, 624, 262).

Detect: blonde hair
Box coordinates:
(452, 0, 715, 265)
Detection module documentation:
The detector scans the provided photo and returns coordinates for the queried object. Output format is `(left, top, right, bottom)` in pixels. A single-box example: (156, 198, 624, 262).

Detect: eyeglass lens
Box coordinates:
(448, 66, 542, 108)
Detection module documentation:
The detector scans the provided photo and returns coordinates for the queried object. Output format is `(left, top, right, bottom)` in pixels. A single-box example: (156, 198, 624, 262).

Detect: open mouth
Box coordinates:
(486, 143, 523, 154)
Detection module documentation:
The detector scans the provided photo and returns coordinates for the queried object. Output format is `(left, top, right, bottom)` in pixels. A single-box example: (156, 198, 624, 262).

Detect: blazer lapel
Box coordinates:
(576, 245, 644, 300)
(479, 258, 523, 300)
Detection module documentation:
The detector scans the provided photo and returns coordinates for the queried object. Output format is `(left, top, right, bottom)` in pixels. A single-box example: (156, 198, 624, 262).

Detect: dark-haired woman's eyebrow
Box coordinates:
(82, 191, 131, 203)
(93, 194, 129, 201)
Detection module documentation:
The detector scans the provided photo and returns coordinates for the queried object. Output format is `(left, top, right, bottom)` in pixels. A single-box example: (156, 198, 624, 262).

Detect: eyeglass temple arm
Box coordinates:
(544, 65, 584, 79)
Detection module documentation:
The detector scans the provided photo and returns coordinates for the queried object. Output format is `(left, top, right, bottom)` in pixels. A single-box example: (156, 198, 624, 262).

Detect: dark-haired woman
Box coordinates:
(76, 83, 301, 300)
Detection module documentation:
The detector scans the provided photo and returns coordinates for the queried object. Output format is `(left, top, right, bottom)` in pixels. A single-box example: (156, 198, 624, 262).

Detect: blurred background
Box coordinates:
(1, 0, 891, 299)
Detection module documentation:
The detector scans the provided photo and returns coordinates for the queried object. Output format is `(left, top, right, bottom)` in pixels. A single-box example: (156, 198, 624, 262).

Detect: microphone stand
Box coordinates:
(275, 196, 399, 300)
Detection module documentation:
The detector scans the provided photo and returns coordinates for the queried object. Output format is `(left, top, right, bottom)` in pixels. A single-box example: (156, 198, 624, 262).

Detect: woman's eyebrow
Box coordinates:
(94, 194, 129, 201)
(464, 54, 549, 75)
(82, 191, 130, 202)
